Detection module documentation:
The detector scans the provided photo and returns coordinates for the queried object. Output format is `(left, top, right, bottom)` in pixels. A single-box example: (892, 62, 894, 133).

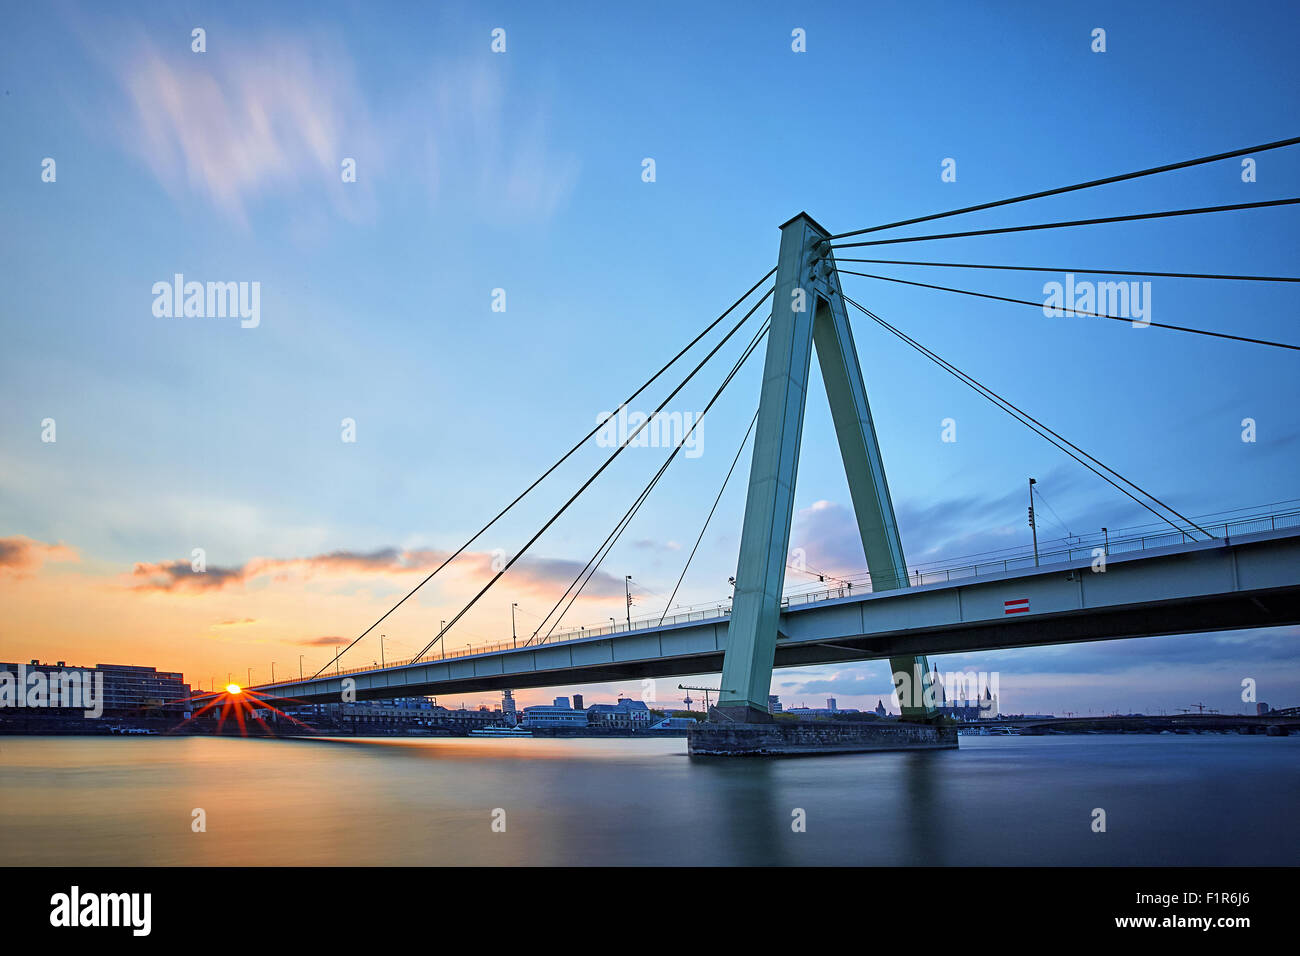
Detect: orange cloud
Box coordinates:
(292, 635, 347, 647)
(125, 546, 624, 601)
(0, 536, 80, 576)
(128, 547, 427, 592)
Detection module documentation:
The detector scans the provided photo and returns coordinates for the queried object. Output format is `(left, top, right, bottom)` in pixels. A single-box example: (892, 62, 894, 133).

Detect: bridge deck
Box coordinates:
(229, 526, 1300, 705)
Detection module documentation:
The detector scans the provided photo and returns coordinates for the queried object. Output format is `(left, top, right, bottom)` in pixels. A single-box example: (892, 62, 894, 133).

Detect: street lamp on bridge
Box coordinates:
(1028, 478, 1040, 567)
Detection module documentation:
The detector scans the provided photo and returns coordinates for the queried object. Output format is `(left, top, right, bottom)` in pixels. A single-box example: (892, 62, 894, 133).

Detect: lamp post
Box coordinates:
(379, 634, 385, 668)
(299, 655, 304, 680)
(1028, 478, 1040, 567)
(441, 621, 446, 660)
(271, 661, 275, 683)
(335, 647, 340, 676)
(247, 667, 252, 687)
(511, 603, 518, 648)
(625, 575, 633, 629)
(1102, 526, 1109, 556)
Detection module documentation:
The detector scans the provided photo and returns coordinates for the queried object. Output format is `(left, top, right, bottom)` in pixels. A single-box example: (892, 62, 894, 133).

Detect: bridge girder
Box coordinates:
(228, 528, 1300, 708)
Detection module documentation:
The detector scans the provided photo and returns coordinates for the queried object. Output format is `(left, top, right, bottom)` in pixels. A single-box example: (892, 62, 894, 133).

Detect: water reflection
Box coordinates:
(0, 735, 1295, 865)
(901, 751, 943, 864)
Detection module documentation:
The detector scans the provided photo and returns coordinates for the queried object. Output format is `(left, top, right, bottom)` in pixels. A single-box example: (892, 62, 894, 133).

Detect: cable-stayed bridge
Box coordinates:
(247, 522, 1300, 706)
(206, 136, 1300, 722)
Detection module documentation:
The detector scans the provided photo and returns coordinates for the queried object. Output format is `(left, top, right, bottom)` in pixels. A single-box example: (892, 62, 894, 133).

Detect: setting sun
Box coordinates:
(225, 683, 242, 695)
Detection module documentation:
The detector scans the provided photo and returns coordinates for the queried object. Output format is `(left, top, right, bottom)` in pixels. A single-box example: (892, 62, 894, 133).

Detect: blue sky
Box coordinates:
(1, 0, 1297, 715)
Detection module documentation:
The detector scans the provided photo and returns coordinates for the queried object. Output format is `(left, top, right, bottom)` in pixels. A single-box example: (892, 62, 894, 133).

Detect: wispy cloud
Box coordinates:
(403, 57, 580, 221)
(110, 31, 379, 226)
(780, 666, 890, 699)
(788, 463, 1117, 578)
(93, 26, 577, 226)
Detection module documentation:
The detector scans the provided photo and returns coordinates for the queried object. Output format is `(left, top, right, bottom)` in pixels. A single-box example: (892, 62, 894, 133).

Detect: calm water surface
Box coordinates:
(2, 734, 1296, 865)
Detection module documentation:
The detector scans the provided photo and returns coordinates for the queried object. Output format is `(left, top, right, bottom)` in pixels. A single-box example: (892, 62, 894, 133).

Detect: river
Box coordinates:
(2, 734, 1295, 865)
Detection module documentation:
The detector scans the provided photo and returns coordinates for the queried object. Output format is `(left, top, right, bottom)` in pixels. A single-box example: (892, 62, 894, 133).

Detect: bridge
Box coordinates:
(961, 713, 1300, 734)
(240, 521, 1300, 706)
(207, 137, 1300, 724)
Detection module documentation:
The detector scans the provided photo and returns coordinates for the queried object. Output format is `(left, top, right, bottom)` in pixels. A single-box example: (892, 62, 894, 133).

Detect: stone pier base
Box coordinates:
(688, 719, 959, 757)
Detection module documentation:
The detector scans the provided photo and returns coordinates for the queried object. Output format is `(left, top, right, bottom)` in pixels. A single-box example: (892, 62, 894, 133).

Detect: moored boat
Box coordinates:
(468, 725, 532, 737)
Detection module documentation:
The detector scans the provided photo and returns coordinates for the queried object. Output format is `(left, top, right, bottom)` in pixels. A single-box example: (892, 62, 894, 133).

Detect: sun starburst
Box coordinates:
(168, 685, 315, 736)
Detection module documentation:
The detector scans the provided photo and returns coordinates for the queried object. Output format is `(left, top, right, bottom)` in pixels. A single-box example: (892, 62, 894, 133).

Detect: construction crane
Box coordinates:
(678, 684, 732, 713)
(1178, 702, 1216, 715)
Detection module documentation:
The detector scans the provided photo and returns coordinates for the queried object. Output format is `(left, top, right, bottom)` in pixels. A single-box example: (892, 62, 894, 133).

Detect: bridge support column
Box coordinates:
(715, 213, 937, 724)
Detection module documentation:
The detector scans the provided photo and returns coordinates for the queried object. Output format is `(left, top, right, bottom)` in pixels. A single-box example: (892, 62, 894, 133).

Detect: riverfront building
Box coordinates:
(0, 660, 191, 719)
(586, 697, 652, 728)
(522, 696, 588, 728)
(786, 704, 860, 717)
(274, 697, 510, 732)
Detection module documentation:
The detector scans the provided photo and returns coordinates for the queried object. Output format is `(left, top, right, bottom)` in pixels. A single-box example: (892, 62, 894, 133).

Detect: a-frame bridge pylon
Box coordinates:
(715, 213, 937, 723)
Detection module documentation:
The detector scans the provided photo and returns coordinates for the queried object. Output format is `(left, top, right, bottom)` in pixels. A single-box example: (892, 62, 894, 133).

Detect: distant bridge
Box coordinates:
(968, 713, 1299, 734)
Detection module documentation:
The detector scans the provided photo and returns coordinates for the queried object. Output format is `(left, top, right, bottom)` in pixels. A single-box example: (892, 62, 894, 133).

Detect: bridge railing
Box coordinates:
(268, 507, 1300, 686)
(310, 606, 741, 680)
(902, 508, 1300, 588)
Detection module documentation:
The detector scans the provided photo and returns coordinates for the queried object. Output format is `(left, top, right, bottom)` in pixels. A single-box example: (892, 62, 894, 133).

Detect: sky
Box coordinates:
(1, 0, 1298, 717)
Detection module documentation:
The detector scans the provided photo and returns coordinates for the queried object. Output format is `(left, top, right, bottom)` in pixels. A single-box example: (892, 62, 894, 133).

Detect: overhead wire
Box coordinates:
(658, 407, 760, 624)
(832, 258, 1300, 284)
(837, 290, 1214, 540)
(308, 268, 776, 678)
(829, 197, 1300, 250)
(826, 136, 1300, 240)
(406, 287, 776, 663)
(836, 269, 1300, 351)
(527, 317, 773, 644)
